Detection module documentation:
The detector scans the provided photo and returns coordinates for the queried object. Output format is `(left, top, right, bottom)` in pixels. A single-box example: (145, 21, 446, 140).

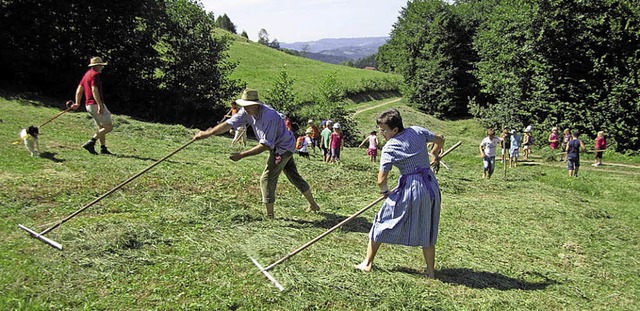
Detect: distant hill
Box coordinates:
(216, 29, 400, 102)
(280, 37, 388, 64)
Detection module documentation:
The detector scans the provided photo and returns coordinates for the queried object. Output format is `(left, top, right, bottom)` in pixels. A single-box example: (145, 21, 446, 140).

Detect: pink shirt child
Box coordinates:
(330, 132, 343, 149)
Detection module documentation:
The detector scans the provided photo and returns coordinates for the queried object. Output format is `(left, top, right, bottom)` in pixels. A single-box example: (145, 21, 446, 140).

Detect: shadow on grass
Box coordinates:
(518, 162, 540, 166)
(434, 268, 558, 290)
(110, 153, 158, 162)
(283, 212, 372, 233)
(39, 151, 65, 163)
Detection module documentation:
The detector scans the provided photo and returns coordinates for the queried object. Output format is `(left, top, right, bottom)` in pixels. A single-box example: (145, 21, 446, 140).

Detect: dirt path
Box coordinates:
(353, 98, 402, 116)
(518, 158, 640, 177)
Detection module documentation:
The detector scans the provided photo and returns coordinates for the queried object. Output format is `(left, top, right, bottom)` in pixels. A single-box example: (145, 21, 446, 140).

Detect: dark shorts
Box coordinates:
(567, 157, 580, 170)
(331, 147, 341, 159)
(595, 151, 603, 159)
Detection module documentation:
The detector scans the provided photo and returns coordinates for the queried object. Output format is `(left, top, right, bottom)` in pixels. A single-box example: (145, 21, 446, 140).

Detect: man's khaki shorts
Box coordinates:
(86, 104, 113, 126)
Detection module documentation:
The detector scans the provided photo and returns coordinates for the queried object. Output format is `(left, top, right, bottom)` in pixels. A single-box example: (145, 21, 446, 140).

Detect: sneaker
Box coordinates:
(82, 140, 97, 154)
(100, 146, 112, 155)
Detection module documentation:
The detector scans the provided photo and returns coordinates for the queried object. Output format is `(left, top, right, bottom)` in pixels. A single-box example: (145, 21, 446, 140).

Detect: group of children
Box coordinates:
(295, 119, 344, 163)
(480, 125, 608, 178)
(294, 120, 383, 164)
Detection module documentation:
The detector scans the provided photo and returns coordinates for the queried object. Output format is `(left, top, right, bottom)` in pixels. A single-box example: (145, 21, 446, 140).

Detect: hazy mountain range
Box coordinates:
(280, 37, 388, 64)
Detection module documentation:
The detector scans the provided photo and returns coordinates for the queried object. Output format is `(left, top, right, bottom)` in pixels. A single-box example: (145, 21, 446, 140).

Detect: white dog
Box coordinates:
(19, 126, 40, 156)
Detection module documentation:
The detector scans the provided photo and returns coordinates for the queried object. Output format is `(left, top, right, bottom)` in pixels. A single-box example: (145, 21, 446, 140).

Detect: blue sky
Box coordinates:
(200, 0, 408, 43)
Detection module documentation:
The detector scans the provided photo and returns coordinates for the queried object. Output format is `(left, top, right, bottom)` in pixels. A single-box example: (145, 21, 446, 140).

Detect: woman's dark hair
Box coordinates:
(376, 109, 404, 132)
(370, 131, 377, 135)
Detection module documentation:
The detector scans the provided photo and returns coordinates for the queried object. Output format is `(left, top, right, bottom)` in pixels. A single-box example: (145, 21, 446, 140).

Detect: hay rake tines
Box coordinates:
(251, 141, 462, 291)
(18, 139, 197, 250)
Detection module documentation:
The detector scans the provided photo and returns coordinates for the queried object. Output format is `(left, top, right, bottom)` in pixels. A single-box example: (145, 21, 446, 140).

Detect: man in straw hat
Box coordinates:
(70, 56, 113, 155)
(194, 89, 321, 219)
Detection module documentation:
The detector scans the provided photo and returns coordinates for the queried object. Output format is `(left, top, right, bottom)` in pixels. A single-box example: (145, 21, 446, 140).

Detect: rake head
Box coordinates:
(18, 224, 63, 250)
(250, 257, 284, 292)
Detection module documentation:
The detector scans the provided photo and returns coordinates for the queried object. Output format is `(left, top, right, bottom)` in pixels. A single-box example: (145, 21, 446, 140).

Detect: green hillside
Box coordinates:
(1, 96, 639, 310)
(220, 30, 401, 101)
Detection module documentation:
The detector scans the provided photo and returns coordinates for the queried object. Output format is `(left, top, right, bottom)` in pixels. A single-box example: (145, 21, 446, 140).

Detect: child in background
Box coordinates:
(320, 120, 333, 162)
(479, 128, 502, 179)
(509, 129, 521, 168)
(560, 128, 571, 161)
(329, 123, 343, 163)
(306, 119, 321, 154)
(593, 131, 607, 167)
(359, 131, 379, 162)
(296, 129, 313, 159)
(548, 127, 560, 150)
(566, 130, 586, 177)
(500, 128, 511, 163)
(522, 130, 533, 160)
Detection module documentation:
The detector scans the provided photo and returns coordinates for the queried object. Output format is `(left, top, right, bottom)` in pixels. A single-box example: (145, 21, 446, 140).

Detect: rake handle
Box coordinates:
(262, 141, 462, 272)
(263, 191, 391, 272)
(39, 101, 74, 128)
(39, 139, 196, 235)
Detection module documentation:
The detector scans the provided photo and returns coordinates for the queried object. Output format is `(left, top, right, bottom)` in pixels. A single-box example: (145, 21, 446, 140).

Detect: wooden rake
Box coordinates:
(18, 139, 197, 250)
(251, 141, 462, 291)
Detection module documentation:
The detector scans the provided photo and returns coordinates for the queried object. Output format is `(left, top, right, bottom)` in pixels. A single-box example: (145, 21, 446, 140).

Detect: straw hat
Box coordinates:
(88, 57, 108, 67)
(236, 89, 264, 106)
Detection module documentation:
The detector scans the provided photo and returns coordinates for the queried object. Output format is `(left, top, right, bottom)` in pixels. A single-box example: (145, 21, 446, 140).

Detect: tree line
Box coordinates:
(377, 0, 640, 152)
(0, 0, 243, 128)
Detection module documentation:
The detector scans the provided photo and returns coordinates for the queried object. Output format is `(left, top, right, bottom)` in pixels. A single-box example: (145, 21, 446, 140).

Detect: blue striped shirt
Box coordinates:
(380, 126, 436, 174)
(226, 104, 295, 154)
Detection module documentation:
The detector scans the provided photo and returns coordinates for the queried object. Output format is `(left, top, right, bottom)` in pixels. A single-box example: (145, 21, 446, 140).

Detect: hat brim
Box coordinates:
(88, 62, 108, 67)
(236, 99, 264, 107)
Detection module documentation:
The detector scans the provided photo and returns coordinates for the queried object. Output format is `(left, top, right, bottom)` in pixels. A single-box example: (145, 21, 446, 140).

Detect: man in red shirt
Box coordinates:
(70, 56, 113, 155)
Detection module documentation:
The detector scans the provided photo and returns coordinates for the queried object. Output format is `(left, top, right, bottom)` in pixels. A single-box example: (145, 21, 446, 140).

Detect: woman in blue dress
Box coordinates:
(355, 109, 444, 278)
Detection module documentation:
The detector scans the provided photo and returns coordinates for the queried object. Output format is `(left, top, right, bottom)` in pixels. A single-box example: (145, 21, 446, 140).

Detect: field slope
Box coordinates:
(1, 96, 639, 310)
(220, 30, 401, 101)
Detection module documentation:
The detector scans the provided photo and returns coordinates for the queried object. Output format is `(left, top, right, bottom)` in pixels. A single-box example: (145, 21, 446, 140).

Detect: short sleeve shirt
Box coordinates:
(79, 68, 102, 106)
(226, 104, 295, 154)
(480, 136, 502, 157)
(379, 126, 436, 174)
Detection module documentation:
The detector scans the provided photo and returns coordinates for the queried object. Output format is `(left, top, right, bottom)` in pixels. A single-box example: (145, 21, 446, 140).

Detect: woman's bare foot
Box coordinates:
(425, 267, 435, 279)
(354, 261, 372, 272)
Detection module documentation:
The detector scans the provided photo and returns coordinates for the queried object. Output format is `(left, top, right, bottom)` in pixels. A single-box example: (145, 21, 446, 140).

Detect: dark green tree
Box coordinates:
(0, 0, 242, 128)
(215, 13, 237, 34)
(377, 0, 476, 118)
(264, 69, 296, 113)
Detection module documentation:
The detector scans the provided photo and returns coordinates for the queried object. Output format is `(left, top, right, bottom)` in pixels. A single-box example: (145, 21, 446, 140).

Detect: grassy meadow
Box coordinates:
(219, 30, 401, 101)
(1, 95, 639, 310)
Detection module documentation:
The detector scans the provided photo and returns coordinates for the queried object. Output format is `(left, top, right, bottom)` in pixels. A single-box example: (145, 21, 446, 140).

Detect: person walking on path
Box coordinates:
(194, 89, 321, 218)
(70, 56, 113, 155)
(320, 120, 333, 162)
(358, 131, 378, 162)
(329, 122, 343, 163)
(566, 130, 586, 177)
(359, 131, 379, 162)
(355, 109, 444, 278)
(479, 128, 502, 179)
(509, 129, 521, 168)
(593, 131, 607, 167)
